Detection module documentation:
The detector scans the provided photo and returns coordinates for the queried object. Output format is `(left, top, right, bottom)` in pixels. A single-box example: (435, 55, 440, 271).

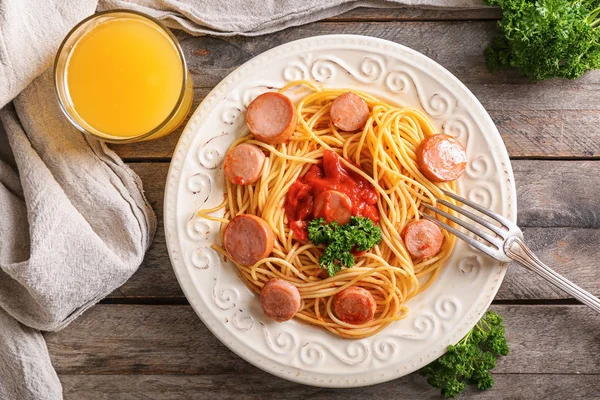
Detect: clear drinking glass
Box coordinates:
(54, 10, 194, 143)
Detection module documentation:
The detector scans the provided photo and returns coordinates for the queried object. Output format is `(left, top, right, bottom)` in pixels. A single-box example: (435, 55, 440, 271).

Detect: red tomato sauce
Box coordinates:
(285, 150, 379, 240)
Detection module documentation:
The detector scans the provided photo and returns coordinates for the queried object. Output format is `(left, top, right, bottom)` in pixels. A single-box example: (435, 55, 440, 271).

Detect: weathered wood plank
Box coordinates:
(174, 21, 577, 88)
(110, 161, 600, 300)
(174, 21, 502, 88)
(60, 373, 600, 400)
(114, 227, 600, 301)
(328, 6, 502, 21)
(113, 101, 600, 160)
(506, 227, 600, 300)
(110, 21, 600, 160)
(46, 304, 600, 375)
(128, 153, 600, 230)
(492, 110, 600, 158)
(516, 160, 600, 228)
(111, 163, 181, 298)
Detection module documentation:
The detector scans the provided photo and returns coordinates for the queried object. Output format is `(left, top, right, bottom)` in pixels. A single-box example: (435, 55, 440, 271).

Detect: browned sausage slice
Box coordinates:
(246, 92, 297, 144)
(313, 190, 353, 225)
(401, 219, 443, 260)
(417, 134, 467, 182)
(223, 143, 265, 185)
(330, 92, 370, 132)
(260, 278, 301, 322)
(223, 214, 274, 266)
(333, 286, 376, 325)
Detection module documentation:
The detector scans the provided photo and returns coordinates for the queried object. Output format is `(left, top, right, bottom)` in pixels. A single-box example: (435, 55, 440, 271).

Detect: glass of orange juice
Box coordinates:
(54, 10, 194, 143)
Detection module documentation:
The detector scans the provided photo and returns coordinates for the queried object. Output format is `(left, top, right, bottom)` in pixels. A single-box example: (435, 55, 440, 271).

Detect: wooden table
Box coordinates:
(48, 6, 600, 399)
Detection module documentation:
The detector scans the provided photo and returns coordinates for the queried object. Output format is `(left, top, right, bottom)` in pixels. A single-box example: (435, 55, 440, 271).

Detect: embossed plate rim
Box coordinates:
(164, 34, 517, 388)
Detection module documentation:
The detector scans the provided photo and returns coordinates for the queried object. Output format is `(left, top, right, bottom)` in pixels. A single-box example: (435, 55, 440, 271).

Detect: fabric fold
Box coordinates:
(0, 0, 97, 109)
(0, 70, 157, 399)
(0, 308, 62, 400)
(98, 0, 487, 36)
(0, 71, 156, 332)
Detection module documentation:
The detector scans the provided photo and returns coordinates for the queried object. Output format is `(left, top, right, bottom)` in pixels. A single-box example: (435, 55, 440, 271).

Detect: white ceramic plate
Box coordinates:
(164, 35, 516, 388)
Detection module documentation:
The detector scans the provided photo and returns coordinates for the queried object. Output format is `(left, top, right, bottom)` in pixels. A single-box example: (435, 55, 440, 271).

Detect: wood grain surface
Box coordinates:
(105, 162, 600, 300)
(50, 6, 600, 399)
(110, 21, 600, 160)
(61, 373, 600, 400)
(47, 304, 600, 375)
(51, 305, 600, 398)
(326, 5, 501, 21)
(59, 374, 600, 400)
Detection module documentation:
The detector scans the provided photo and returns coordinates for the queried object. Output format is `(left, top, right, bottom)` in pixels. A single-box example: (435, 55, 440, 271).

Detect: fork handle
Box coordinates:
(505, 236, 600, 314)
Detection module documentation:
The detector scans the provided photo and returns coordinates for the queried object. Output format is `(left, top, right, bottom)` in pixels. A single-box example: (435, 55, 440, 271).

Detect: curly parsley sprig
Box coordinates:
(420, 310, 509, 398)
(486, 0, 600, 80)
(308, 217, 382, 277)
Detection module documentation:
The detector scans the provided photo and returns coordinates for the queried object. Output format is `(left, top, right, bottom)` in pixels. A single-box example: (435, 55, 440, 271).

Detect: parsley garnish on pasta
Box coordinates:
(308, 217, 382, 277)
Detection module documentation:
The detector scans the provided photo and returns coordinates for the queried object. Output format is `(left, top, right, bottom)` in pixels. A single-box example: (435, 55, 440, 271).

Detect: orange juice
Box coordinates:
(55, 11, 193, 142)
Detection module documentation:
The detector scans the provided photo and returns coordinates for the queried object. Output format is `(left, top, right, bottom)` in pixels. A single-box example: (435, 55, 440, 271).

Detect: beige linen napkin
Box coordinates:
(0, 68, 157, 399)
(0, 1, 155, 398)
(0, 0, 484, 398)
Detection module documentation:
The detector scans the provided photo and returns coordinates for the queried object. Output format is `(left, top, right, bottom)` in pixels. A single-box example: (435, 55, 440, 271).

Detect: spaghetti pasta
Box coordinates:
(200, 80, 459, 339)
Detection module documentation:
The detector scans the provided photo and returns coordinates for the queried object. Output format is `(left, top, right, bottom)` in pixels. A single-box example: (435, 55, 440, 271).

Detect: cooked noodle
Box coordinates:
(200, 80, 458, 339)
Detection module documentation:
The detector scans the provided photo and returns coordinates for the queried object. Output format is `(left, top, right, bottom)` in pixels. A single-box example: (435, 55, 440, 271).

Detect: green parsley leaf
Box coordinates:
(307, 216, 382, 277)
(307, 218, 335, 245)
(485, 0, 600, 81)
(419, 310, 509, 398)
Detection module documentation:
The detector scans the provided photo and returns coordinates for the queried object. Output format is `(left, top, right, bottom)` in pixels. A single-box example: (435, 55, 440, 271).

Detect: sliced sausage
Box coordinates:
(260, 278, 301, 322)
(417, 134, 467, 182)
(330, 92, 370, 132)
(401, 219, 443, 260)
(333, 286, 376, 325)
(313, 190, 353, 225)
(223, 214, 274, 266)
(223, 143, 265, 185)
(246, 92, 297, 144)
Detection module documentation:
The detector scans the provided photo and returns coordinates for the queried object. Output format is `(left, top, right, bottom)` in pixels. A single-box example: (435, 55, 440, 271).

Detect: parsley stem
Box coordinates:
(479, 315, 491, 331)
(458, 329, 473, 345)
(587, 7, 600, 26)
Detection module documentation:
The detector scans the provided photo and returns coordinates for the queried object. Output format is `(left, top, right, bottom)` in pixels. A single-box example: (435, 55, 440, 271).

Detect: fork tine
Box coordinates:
(421, 214, 499, 259)
(436, 199, 505, 237)
(441, 189, 513, 228)
(421, 203, 501, 248)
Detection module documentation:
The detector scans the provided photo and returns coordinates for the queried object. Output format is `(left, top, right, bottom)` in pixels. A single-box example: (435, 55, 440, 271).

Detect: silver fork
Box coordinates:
(421, 189, 600, 314)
